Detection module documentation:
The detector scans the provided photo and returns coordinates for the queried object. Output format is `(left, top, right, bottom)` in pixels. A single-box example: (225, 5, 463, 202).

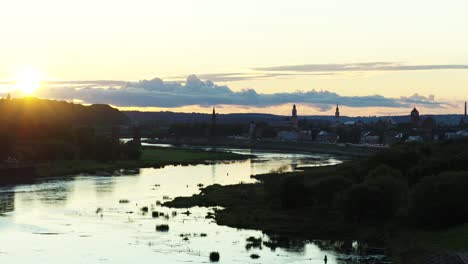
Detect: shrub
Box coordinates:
(280, 176, 306, 209)
(309, 175, 352, 206)
(342, 176, 407, 222)
(367, 164, 402, 179)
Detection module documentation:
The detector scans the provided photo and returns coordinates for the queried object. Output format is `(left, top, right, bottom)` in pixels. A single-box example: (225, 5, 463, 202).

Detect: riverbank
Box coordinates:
(164, 177, 468, 263)
(145, 138, 385, 158)
(35, 146, 250, 177)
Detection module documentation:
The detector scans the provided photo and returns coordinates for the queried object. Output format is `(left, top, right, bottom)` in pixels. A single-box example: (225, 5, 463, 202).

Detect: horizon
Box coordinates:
(3, 96, 468, 119)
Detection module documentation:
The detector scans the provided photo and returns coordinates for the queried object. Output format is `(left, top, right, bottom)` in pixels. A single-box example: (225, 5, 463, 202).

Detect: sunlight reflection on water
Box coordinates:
(0, 148, 389, 264)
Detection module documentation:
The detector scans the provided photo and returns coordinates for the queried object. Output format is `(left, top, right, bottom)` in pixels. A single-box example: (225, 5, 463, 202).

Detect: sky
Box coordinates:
(1, 0, 468, 116)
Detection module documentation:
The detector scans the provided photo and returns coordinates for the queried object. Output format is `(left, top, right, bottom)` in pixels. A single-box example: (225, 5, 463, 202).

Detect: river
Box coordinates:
(0, 148, 390, 263)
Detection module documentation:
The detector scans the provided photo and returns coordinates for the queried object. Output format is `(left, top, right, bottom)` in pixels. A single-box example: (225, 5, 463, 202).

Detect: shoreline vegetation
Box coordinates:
(165, 139, 468, 264)
(35, 146, 251, 178)
(144, 138, 385, 158)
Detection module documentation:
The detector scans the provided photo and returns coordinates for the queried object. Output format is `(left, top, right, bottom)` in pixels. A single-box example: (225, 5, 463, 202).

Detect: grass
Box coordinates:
(163, 137, 383, 157)
(35, 146, 249, 177)
(164, 183, 354, 239)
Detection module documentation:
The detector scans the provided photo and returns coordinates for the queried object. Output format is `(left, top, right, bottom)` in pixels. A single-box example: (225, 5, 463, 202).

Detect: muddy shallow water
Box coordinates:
(0, 148, 390, 263)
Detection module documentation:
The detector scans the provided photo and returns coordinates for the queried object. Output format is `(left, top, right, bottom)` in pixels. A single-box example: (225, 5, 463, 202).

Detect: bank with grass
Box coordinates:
(36, 146, 250, 177)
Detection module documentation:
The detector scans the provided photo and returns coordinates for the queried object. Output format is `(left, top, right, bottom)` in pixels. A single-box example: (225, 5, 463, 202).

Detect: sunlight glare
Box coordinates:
(14, 67, 42, 95)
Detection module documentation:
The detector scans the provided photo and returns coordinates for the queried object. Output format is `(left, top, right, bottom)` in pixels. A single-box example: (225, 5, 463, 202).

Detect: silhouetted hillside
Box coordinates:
(125, 111, 286, 124)
(0, 98, 130, 127)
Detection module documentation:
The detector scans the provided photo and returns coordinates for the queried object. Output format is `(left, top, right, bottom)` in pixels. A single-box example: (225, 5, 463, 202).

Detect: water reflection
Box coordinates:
(0, 149, 389, 263)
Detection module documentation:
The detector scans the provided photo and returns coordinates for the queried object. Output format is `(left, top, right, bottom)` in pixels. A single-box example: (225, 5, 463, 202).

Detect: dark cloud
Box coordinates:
(34, 75, 448, 112)
(254, 62, 468, 72)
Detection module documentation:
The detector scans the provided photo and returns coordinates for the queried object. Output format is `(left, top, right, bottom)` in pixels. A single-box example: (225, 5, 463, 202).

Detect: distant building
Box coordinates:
(411, 106, 420, 125)
(278, 131, 300, 141)
(210, 107, 217, 137)
(406, 135, 424, 143)
(291, 104, 298, 128)
(316, 131, 338, 143)
(446, 130, 468, 140)
(335, 104, 340, 124)
(360, 131, 380, 145)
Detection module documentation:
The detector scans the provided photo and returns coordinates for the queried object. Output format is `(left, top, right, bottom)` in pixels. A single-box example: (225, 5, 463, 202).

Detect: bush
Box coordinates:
(409, 171, 468, 227)
(120, 141, 142, 160)
(280, 176, 306, 209)
(94, 136, 120, 161)
(367, 164, 402, 179)
(309, 175, 352, 206)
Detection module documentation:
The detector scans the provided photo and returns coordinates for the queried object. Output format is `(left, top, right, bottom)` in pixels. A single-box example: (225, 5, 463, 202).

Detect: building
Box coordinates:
(406, 135, 424, 143)
(360, 131, 380, 145)
(278, 131, 300, 141)
(210, 107, 217, 137)
(291, 104, 298, 128)
(411, 106, 420, 125)
(316, 131, 338, 143)
(335, 104, 340, 124)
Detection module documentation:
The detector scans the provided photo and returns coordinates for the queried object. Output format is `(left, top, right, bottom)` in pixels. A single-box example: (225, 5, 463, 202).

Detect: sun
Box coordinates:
(14, 67, 42, 95)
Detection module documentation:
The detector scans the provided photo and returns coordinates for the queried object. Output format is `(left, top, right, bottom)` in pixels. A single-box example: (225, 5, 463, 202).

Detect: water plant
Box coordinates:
(155, 224, 169, 232)
(209, 252, 220, 262)
(250, 254, 260, 259)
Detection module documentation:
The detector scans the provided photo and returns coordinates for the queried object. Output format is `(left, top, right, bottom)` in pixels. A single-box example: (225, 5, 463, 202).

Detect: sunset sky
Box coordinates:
(1, 0, 468, 116)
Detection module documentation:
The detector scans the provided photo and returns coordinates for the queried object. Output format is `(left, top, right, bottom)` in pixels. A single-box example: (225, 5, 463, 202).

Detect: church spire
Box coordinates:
(211, 107, 216, 122)
(335, 104, 340, 123)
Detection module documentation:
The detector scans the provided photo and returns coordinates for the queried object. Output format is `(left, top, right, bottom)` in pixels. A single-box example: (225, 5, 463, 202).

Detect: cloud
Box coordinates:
(254, 62, 468, 72)
(33, 75, 449, 112)
(167, 62, 468, 83)
(168, 72, 337, 82)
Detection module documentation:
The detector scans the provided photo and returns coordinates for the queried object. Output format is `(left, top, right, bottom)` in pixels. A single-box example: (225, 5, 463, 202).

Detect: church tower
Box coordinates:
(335, 104, 340, 124)
(291, 104, 298, 128)
(211, 107, 217, 124)
(411, 106, 420, 124)
(210, 107, 217, 137)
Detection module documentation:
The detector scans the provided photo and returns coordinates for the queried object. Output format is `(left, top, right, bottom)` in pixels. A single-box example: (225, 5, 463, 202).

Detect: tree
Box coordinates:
(409, 171, 468, 227)
(342, 176, 407, 222)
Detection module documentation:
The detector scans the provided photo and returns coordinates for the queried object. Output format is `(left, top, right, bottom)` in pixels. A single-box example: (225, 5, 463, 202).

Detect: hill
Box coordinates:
(0, 98, 130, 127)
